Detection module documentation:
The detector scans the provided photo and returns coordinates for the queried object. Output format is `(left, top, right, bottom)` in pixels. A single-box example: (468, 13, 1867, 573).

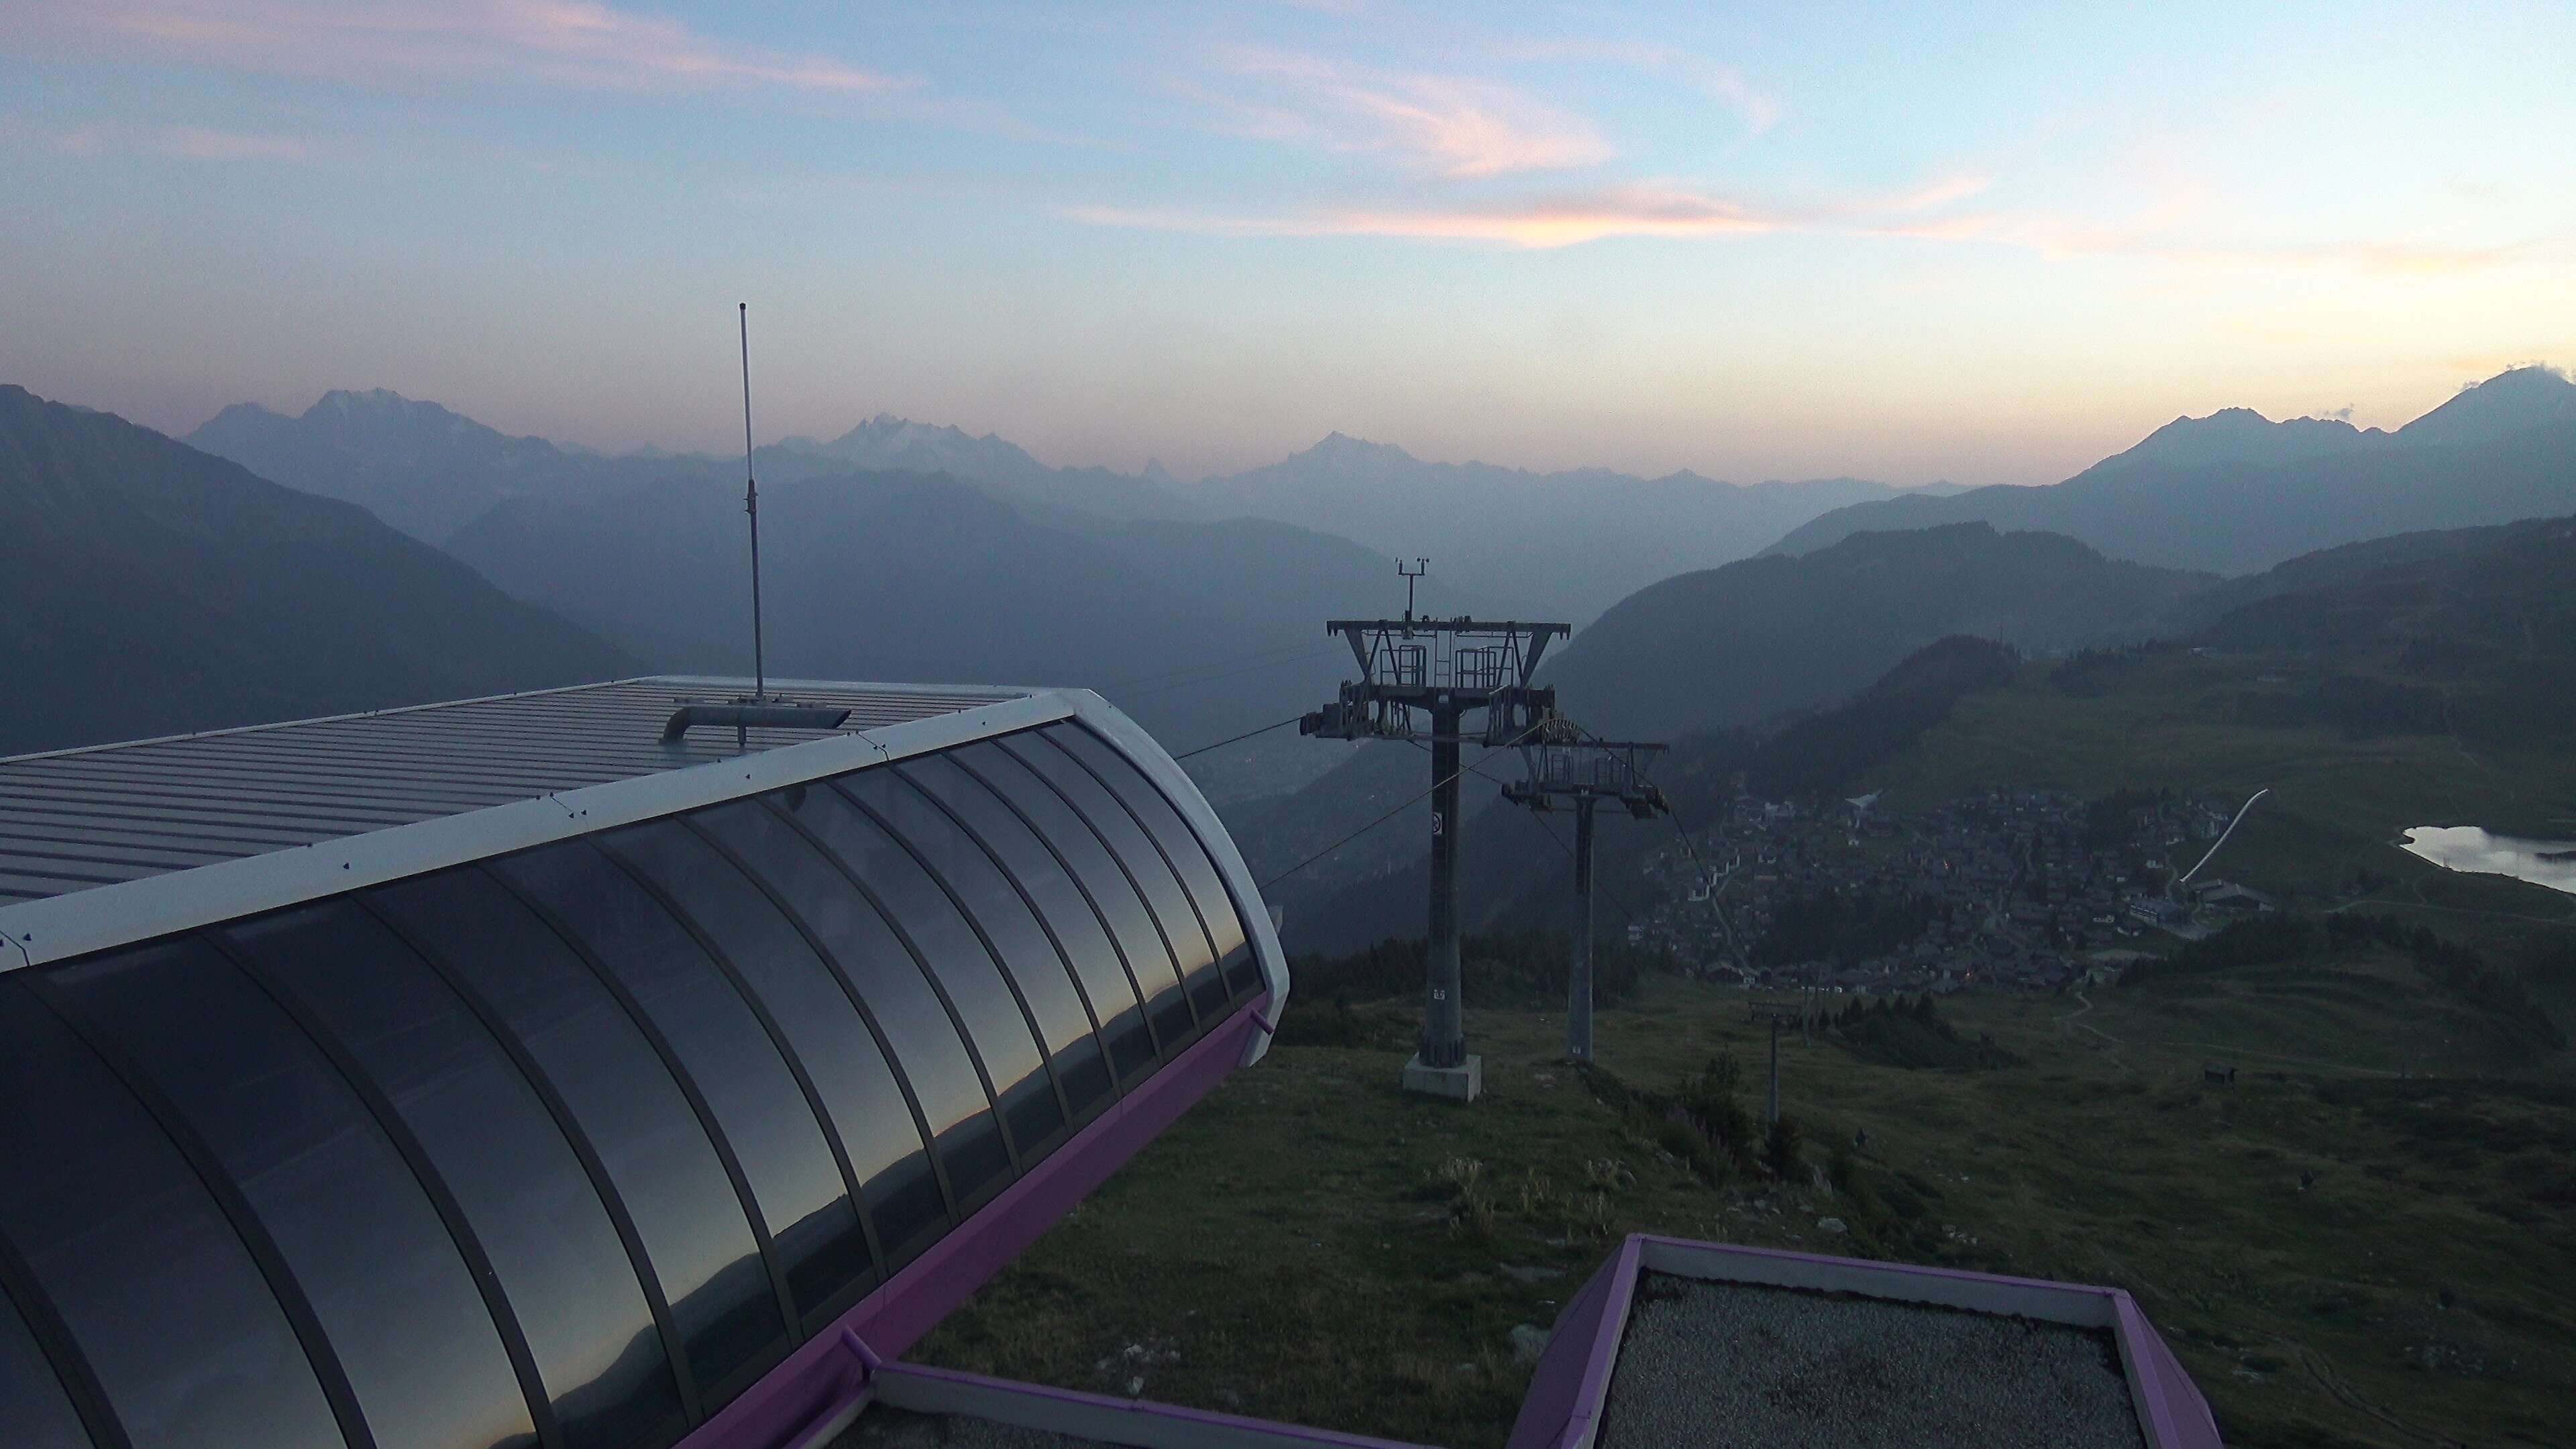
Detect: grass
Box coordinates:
(910, 969, 2576, 1448)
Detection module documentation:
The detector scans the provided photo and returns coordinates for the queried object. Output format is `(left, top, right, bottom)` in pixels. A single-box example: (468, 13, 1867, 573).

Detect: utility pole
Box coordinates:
(1503, 729, 1669, 1063)
(1303, 565, 1568, 1103)
(1750, 1004, 1802, 1125)
(738, 303, 766, 704)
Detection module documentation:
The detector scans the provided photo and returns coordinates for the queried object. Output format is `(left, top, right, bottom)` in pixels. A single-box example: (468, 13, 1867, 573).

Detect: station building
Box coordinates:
(0, 678, 2218, 1449)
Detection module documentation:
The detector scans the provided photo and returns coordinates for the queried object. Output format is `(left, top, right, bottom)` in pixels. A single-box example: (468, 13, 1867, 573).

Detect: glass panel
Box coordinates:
(229, 902, 686, 1449)
(955, 742, 1197, 1054)
(998, 734, 1224, 1028)
(370, 869, 784, 1400)
(0, 983, 342, 1449)
(1040, 726, 1258, 1011)
(604, 820, 947, 1260)
(493, 843, 871, 1327)
(844, 768, 1112, 1120)
(0, 1280, 96, 1449)
(690, 800, 1010, 1205)
(780, 784, 1066, 1160)
(904, 755, 1157, 1085)
(48, 941, 534, 1449)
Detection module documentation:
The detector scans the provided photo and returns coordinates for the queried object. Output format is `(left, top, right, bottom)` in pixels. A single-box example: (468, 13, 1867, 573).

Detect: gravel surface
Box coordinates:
(833, 1405, 1128, 1449)
(1599, 1275, 2147, 1449)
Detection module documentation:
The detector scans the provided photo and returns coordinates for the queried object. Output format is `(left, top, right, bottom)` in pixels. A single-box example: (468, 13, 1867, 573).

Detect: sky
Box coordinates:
(2, 0, 2571, 486)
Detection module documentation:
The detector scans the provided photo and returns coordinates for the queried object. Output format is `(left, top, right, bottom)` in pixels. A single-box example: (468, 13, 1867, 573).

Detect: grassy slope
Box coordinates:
(913, 973, 2576, 1448)
(914, 582, 2576, 1448)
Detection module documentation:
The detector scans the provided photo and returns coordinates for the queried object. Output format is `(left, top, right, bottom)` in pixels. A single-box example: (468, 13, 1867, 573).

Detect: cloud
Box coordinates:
(1505, 38, 1779, 133)
(53, 121, 309, 160)
(1212, 48, 1611, 178)
(21, 0, 906, 95)
(160, 126, 310, 159)
(1075, 183, 1778, 248)
(1074, 174, 2536, 277)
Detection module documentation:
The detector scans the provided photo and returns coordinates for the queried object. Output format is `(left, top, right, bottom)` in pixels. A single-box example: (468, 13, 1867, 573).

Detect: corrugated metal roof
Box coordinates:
(0, 676, 1028, 905)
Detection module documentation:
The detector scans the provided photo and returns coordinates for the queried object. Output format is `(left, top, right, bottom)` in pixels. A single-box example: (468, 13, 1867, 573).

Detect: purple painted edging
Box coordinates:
(1635, 1232, 2121, 1298)
(1501, 1246, 1626, 1449)
(875, 1362, 1441, 1448)
(677, 996, 1269, 1449)
(1527, 1234, 1646, 1449)
(1514, 1234, 2223, 1449)
(2116, 1291, 2222, 1449)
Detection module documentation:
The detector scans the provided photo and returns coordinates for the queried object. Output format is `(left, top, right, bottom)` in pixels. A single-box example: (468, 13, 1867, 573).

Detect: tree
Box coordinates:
(1766, 1114, 1805, 1182)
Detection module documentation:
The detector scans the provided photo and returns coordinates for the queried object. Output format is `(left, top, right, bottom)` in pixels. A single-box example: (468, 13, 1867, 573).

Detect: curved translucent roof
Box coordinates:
(0, 716, 1273, 1449)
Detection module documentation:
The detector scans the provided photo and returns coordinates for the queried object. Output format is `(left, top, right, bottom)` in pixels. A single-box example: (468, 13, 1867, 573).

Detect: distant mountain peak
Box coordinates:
(2398, 364, 2576, 448)
(310, 386, 420, 417)
(2092, 406, 2371, 477)
(1141, 458, 1178, 486)
(1291, 431, 1417, 468)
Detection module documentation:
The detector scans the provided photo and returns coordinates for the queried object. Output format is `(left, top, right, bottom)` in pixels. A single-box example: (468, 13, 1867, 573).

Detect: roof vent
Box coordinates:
(661, 702, 851, 742)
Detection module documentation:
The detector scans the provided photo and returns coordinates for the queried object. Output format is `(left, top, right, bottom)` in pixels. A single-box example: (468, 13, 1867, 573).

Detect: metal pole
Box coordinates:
(739, 303, 766, 703)
(1567, 796, 1597, 1062)
(1424, 700, 1464, 1068)
(1766, 1016, 1782, 1126)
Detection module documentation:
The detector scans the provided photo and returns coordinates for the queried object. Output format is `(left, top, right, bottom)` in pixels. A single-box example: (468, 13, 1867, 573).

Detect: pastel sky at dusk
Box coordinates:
(3, 1, 2570, 485)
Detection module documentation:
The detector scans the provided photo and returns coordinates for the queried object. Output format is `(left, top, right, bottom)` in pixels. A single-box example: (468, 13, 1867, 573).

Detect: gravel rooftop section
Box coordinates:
(1600, 1275, 2147, 1449)
(833, 1404, 1127, 1449)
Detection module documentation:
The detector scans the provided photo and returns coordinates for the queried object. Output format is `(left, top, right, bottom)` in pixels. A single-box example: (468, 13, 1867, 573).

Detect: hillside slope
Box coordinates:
(0, 386, 639, 755)
(1544, 523, 2212, 739)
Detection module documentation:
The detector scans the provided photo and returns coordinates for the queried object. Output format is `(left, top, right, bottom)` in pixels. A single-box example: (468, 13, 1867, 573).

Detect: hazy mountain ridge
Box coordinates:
(1194, 431, 1940, 620)
(1543, 523, 2216, 739)
(442, 466, 1466, 771)
(1767, 367, 2576, 574)
(186, 388, 1936, 623)
(0, 385, 639, 756)
(187, 388, 654, 543)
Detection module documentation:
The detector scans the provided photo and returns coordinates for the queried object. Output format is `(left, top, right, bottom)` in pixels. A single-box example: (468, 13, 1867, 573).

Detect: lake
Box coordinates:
(2401, 826, 2576, 897)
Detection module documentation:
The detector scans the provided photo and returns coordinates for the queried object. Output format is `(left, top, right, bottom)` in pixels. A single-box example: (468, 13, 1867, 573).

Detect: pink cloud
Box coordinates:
(159, 126, 310, 159)
(1074, 173, 2532, 275)
(52, 121, 309, 160)
(1216, 48, 1611, 178)
(21, 0, 905, 94)
(1074, 183, 1777, 249)
(1505, 38, 1780, 133)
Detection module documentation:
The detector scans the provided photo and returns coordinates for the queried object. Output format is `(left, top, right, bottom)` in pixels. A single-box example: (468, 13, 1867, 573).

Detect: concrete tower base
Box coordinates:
(1402, 1053, 1483, 1103)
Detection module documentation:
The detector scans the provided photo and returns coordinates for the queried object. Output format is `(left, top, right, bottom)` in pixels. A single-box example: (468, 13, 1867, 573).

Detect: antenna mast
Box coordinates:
(739, 302, 767, 703)
(1399, 556, 1427, 625)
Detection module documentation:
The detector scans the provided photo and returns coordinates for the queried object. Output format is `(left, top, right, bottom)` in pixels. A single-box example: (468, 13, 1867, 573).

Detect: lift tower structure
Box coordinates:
(1301, 574, 1568, 1102)
(1503, 731, 1670, 1063)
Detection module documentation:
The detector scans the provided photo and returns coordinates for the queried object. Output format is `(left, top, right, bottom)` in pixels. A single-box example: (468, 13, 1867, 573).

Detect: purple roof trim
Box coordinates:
(676, 994, 1269, 1449)
(2116, 1292, 2222, 1449)
(1503, 1239, 1631, 1449)
(873, 1362, 1442, 1448)
(1505, 1233, 2223, 1449)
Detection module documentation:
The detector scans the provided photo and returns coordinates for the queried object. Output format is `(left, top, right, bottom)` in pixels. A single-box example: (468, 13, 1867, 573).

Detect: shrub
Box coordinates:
(1765, 1114, 1805, 1182)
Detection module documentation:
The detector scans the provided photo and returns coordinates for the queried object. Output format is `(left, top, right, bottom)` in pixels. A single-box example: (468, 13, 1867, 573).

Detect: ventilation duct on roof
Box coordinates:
(661, 703, 851, 741)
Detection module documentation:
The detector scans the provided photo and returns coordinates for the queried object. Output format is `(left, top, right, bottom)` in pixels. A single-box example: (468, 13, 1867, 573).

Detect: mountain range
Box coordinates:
(0, 386, 638, 756)
(1768, 366, 2576, 574)
(1187, 434, 1944, 619)
(184, 390, 1945, 625)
